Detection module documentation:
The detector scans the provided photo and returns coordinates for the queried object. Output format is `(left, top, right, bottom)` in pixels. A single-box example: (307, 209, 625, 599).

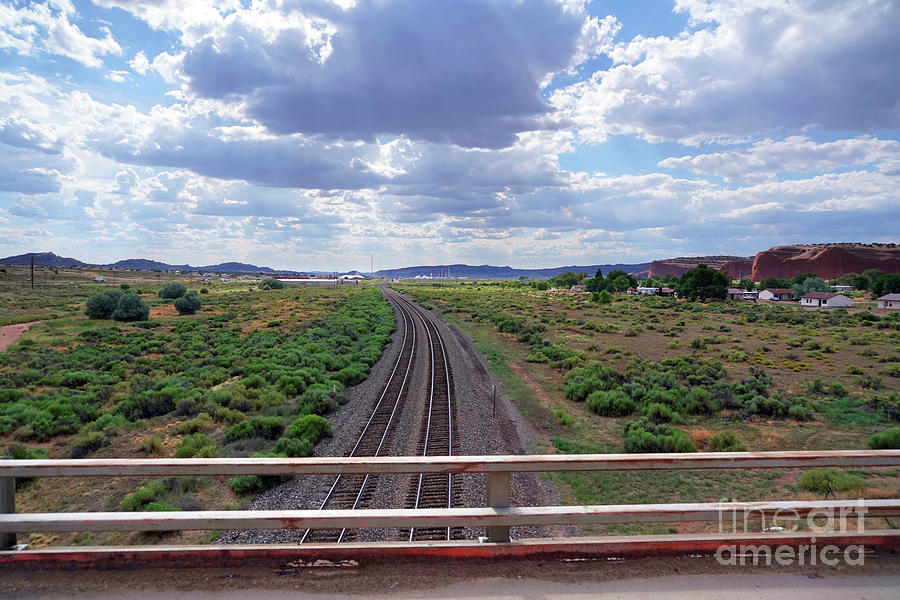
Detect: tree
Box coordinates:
(585, 268, 606, 293)
(259, 278, 286, 290)
(593, 290, 613, 304)
(159, 282, 187, 299)
(606, 270, 637, 289)
(852, 275, 870, 290)
(611, 275, 632, 292)
(792, 277, 830, 299)
(675, 264, 729, 301)
(111, 294, 149, 322)
(790, 272, 818, 286)
(872, 273, 900, 297)
(758, 277, 791, 290)
(174, 290, 202, 315)
(737, 279, 756, 291)
(84, 289, 123, 319)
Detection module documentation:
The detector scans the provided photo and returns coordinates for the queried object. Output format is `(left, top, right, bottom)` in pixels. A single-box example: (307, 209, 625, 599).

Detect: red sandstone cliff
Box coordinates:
(750, 244, 900, 281)
(648, 256, 751, 278)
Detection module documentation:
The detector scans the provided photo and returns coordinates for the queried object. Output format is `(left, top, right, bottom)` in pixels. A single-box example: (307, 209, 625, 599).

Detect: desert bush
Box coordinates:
(798, 468, 864, 494)
(112, 294, 149, 322)
(230, 475, 262, 494)
(867, 427, 900, 449)
(623, 417, 696, 453)
(84, 290, 124, 319)
(175, 433, 216, 458)
(70, 431, 110, 458)
(259, 278, 286, 290)
(159, 282, 187, 299)
(174, 291, 202, 315)
(708, 431, 746, 452)
(140, 435, 163, 454)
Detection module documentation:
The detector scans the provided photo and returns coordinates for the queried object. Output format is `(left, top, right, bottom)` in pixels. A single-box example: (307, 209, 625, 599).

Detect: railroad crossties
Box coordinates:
(218, 285, 543, 545)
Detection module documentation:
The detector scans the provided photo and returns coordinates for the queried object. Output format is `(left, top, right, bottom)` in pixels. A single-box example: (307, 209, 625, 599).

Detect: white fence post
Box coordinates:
(486, 471, 510, 543)
(0, 457, 14, 550)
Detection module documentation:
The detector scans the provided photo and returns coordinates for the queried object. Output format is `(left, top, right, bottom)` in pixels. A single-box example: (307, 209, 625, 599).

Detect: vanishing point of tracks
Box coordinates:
(302, 285, 459, 543)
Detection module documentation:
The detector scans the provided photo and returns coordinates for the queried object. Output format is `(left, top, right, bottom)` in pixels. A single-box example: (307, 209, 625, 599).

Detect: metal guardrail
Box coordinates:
(1, 450, 899, 549)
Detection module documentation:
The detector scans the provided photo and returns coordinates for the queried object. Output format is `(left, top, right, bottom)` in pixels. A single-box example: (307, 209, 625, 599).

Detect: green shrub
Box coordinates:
(6, 442, 48, 460)
(140, 436, 163, 454)
(798, 468, 865, 494)
(623, 417, 696, 453)
(70, 431, 110, 458)
(84, 290, 124, 319)
(553, 408, 575, 427)
(200, 288, 209, 294)
(112, 294, 149, 322)
(867, 427, 900, 449)
(174, 291, 202, 315)
(273, 436, 313, 457)
(259, 278, 286, 290)
(159, 282, 187, 299)
(708, 431, 746, 452)
(176, 412, 213, 434)
(586, 389, 635, 417)
(175, 433, 216, 458)
(230, 475, 262, 494)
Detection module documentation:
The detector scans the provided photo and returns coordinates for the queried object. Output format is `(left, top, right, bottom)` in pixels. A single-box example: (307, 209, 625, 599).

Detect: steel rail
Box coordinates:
(395, 291, 454, 541)
(300, 288, 418, 543)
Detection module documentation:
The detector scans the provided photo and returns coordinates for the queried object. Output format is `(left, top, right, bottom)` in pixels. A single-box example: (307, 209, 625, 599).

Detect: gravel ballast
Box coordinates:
(219, 287, 571, 545)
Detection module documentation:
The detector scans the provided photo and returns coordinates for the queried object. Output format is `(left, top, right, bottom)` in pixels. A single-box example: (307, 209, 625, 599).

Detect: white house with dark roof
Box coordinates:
(800, 292, 852, 308)
(758, 288, 794, 301)
(877, 293, 900, 310)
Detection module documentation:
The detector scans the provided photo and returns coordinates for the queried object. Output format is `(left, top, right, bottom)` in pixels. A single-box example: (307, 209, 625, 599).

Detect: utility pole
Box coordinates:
(30, 255, 34, 289)
(371, 255, 374, 280)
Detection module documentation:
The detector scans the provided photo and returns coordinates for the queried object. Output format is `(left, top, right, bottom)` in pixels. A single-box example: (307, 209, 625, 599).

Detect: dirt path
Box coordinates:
(0, 321, 39, 352)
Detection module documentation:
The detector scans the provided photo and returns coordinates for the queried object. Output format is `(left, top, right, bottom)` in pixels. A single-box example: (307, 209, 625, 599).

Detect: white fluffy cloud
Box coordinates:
(0, 0, 121, 68)
(552, 0, 900, 144)
(660, 136, 900, 182)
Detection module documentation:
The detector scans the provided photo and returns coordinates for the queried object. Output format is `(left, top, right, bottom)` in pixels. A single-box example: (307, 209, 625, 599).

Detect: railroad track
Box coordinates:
(301, 285, 459, 543)
(300, 289, 417, 543)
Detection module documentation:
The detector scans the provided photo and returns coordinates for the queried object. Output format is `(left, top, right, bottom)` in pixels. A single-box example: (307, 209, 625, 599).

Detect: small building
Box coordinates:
(570, 284, 586, 293)
(877, 293, 900, 310)
(831, 285, 852, 292)
(727, 288, 747, 301)
(92, 276, 107, 283)
(800, 292, 852, 308)
(635, 286, 659, 295)
(659, 288, 675, 297)
(758, 288, 793, 301)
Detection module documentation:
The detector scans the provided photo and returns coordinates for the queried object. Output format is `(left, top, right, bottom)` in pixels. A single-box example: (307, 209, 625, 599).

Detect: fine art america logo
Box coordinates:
(715, 499, 868, 567)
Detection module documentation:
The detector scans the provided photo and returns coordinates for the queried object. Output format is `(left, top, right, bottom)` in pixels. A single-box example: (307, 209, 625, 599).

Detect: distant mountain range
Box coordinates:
(375, 262, 650, 279)
(0, 252, 650, 279)
(0, 252, 303, 274)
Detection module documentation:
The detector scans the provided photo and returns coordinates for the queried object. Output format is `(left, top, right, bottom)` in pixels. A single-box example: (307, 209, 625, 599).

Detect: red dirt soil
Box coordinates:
(0, 321, 39, 352)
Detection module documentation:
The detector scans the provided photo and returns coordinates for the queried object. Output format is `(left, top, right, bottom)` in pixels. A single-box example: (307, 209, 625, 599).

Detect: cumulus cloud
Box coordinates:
(660, 136, 900, 182)
(0, 0, 122, 68)
(164, 0, 613, 148)
(552, 0, 900, 143)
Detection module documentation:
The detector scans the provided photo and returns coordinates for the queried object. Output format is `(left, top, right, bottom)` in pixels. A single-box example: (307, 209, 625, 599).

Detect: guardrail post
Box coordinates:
(486, 471, 510, 543)
(1, 457, 15, 550)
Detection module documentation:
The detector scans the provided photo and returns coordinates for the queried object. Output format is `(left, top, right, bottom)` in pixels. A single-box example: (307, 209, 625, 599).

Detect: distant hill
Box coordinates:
(107, 258, 192, 271)
(0, 252, 300, 274)
(375, 263, 651, 280)
(0, 251, 86, 267)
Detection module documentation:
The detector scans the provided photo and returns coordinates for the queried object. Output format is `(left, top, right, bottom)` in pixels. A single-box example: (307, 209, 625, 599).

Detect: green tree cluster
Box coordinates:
(174, 290, 202, 315)
(85, 290, 149, 322)
(675, 264, 729, 301)
(872, 273, 900, 297)
(259, 278, 286, 289)
(159, 282, 187, 299)
(792, 277, 830, 298)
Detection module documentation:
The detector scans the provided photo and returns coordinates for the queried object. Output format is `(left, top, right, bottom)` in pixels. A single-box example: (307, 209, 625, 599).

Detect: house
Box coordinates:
(727, 288, 747, 300)
(877, 293, 900, 310)
(758, 288, 793, 301)
(831, 285, 852, 292)
(659, 288, 676, 297)
(800, 292, 852, 308)
(635, 286, 659, 295)
(570, 285, 586, 293)
(92, 276, 107, 282)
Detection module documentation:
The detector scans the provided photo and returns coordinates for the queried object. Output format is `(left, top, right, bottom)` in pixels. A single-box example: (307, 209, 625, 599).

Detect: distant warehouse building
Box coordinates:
(800, 292, 852, 308)
(877, 294, 900, 310)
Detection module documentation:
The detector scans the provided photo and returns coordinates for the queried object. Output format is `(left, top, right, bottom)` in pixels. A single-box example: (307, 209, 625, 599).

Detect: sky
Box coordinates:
(0, 0, 898, 271)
